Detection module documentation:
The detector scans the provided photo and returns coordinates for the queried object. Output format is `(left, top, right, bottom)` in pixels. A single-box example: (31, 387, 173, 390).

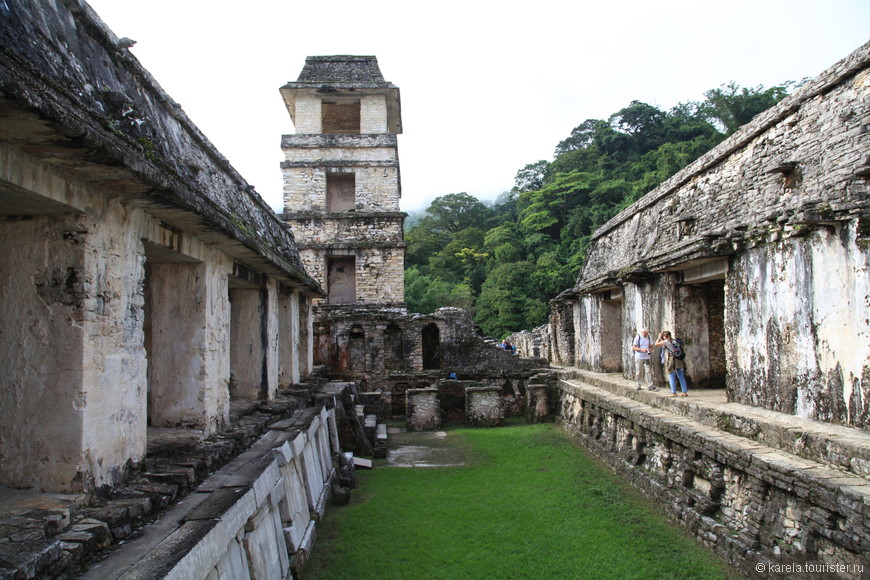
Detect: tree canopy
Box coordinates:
(405, 81, 792, 338)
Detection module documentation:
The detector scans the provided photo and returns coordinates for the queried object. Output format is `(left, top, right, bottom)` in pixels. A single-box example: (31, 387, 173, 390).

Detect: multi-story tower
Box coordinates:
(280, 56, 405, 308)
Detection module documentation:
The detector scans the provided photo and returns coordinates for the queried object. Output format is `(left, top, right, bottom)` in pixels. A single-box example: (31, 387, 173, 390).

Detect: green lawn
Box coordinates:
(304, 422, 740, 580)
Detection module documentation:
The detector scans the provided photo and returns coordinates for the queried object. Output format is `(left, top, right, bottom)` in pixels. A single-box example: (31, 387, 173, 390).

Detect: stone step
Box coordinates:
(373, 423, 388, 459)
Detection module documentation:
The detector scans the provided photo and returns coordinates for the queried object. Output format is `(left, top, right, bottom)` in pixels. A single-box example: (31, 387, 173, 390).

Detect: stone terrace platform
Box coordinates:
(555, 368, 870, 575)
(558, 368, 870, 479)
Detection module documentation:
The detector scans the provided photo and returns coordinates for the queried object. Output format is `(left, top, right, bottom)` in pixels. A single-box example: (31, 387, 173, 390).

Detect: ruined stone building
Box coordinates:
(0, 2, 358, 578)
(279, 56, 547, 424)
(0, 5, 546, 577)
(0, 0, 326, 496)
(509, 39, 870, 574)
(517, 40, 870, 430)
(11, 0, 869, 578)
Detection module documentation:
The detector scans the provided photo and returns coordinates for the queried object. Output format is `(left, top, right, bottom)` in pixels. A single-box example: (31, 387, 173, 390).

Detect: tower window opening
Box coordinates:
(322, 100, 360, 134)
(326, 172, 356, 212)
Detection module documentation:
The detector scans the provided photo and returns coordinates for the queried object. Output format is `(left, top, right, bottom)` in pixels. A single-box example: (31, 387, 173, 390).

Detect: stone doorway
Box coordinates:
(384, 323, 404, 370)
(327, 256, 356, 304)
(600, 297, 624, 372)
(676, 262, 727, 389)
(143, 244, 206, 427)
(347, 324, 366, 372)
(422, 323, 441, 369)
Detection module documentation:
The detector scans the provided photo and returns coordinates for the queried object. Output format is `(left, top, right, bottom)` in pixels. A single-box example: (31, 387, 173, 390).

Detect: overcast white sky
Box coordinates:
(86, 0, 870, 213)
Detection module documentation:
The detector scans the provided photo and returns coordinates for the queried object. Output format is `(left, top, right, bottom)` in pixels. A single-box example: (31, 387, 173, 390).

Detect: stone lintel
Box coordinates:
(294, 241, 407, 251)
(281, 211, 406, 221)
(280, 160, 398, 169)
(281, 134, 397, 149)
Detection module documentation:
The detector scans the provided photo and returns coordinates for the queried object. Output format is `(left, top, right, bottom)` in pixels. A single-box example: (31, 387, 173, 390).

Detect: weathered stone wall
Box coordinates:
(727, 228, 870, 427)
(360, 94, 389, 133)
(549, 299, 576, 366)
(283, 213, 405, 243)
(0, 206, 148, 492)
(314, 306, 548, 420)
(318, 306, 547, 380)
(0, 0, 322, 493)
(296, 245, 405, 304)
(557, 375, 870, 577)
(281, 156, 401, 213)
(147, 257, 231, 433)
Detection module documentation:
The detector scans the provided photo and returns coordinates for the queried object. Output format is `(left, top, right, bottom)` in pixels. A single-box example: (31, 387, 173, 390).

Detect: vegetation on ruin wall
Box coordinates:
(405, 82, 792, 338)
(304, 423, 738, 579)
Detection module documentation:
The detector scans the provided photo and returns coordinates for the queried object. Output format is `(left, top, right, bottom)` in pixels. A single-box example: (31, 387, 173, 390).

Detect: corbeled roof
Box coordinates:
(295, 55, 388, 84)
(280, 55, 402, 134)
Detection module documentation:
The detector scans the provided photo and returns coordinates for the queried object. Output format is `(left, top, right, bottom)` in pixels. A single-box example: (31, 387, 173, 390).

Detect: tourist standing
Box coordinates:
(631, 328, 657, 391)
(656, 330, 688, 397)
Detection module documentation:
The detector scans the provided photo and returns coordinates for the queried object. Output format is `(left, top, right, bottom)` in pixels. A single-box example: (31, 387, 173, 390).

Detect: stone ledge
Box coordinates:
(560, 368, 870, 479)
(557, 377, 870, 514)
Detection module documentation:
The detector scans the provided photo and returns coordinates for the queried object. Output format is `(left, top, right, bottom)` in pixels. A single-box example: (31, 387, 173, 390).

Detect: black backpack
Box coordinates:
(671, 339, 686, 360)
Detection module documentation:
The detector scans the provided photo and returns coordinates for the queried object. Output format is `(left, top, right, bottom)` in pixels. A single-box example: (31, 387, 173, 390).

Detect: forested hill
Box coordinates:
(405, 82, 794, 338)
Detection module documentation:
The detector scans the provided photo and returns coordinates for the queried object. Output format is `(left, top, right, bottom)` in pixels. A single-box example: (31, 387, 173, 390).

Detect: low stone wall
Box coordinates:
(526, 385, 550, 424)
(406, 388, 441, 431)
(557, 376, 870, 577)
(465, 387, 504, 427)
(82, 405, 339, 579)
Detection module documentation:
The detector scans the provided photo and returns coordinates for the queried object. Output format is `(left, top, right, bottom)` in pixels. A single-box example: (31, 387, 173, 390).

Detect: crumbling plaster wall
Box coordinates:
(728, 226, 870, 427)
(146, 233, 234, 435)
(0, 167, 243, 491)
(0, 212, 101, 491)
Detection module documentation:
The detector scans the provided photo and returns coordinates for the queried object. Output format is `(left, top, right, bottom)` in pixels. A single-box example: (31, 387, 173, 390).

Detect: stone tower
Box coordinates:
(280, 55, 405, 308)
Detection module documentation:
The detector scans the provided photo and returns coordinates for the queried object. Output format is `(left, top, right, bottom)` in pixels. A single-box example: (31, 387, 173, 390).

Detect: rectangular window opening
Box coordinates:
(326, 172, 356, 212)
(322, 100, 360, 134)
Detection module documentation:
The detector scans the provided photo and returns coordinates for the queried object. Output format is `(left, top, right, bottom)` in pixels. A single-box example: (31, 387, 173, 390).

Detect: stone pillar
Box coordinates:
(465, 387, 504, 427)
(278, 288, 300, 386)
(406, 388, 441, 431)
(264, 278, 280, 399)
(300, 296, 313, 377)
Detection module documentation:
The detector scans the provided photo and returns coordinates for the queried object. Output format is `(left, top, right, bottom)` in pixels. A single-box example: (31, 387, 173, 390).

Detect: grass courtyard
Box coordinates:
(304, 422, 740, 579)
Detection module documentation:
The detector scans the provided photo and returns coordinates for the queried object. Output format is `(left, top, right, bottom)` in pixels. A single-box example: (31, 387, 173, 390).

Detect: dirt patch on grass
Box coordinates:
(385, 427, 479, 468)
